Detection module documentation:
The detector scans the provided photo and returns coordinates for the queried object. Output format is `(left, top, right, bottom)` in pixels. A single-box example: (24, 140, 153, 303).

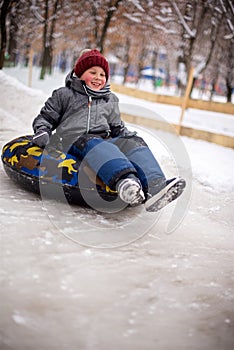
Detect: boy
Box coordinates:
(32, 49, 186, 211)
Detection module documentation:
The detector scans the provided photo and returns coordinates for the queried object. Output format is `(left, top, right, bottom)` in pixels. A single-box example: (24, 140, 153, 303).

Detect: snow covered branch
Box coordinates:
(129, 0, 145, 12)
(169, 0, 196, 38)
(219, 0, 234, 38)
(30, 0, 44, 23)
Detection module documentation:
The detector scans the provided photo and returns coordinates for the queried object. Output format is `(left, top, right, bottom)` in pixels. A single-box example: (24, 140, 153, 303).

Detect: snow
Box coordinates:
(0, 67, 234, 350)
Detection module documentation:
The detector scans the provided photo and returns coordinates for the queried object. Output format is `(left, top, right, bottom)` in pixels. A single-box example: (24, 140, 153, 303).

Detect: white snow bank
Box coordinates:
(182, 137, 234, 192)
(0, 70, 44, 97)
(0, 70, 47, 134)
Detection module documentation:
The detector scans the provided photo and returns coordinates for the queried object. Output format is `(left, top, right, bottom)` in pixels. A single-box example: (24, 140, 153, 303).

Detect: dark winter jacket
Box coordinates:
(32, 71, 125, 146)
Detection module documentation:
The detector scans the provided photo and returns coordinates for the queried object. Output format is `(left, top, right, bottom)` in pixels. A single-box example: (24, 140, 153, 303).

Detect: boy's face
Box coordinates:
(80, 66, 107, 90)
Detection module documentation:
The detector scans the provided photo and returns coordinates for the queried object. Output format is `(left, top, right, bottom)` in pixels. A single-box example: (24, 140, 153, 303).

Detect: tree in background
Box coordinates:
(168, 0, 233, 99)
(88, 0, 123, 53)
(1, 0, 233, 101)
(0, 0, 15, 69)
(219, 0, 234, 102)
(33, 0, 61, 79)
(225, 39, 234, 102)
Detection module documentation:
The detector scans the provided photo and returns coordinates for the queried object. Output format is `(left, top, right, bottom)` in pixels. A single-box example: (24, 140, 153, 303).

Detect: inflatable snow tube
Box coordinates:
(1, 135, 118, 207)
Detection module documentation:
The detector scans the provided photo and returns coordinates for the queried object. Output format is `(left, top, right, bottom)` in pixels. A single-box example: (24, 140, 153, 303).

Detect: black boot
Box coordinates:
(145, 177, 186, 212)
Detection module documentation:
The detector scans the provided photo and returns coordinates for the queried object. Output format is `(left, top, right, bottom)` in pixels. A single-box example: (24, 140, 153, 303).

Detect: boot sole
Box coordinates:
(145, 178, 186, 212)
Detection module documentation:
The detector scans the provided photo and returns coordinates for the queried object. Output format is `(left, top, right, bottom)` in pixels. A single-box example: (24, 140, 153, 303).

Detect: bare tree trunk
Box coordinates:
(123, 37, 130, 84)
(136, 41, 148, 85)
(226, 80, 232, 103)
(40, 0, 60, 79)
(151, 49, 157, 90)
(189, 7, 222, 98)
(39, 0, 49, 79)
(8, 6, 18, 65)
(88, 0, 122, 52)
(47, 0, 59, 74)
(98, 0, 122, 53)
(90, 0, 99, 46)
(0, 0, 13, 69)
(225, 40, 233, 103)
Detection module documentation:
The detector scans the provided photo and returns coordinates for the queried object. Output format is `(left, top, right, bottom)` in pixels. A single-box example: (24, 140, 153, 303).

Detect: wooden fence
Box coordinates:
(121, 113, 234, 149)
(111, 83, 234, 149)
(111, 83, 234, 115)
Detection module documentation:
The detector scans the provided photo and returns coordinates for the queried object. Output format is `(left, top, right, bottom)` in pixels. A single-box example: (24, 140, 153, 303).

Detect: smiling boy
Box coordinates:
(32, 49, 186, 211)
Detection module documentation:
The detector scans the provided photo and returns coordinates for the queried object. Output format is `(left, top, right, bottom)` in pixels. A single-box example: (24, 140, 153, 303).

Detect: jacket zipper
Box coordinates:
(82, 84, 92, 133)
(87, 95, 92, 133)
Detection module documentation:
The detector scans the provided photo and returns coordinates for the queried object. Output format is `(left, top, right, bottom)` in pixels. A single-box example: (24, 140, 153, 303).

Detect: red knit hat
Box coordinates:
(74, 49, 109, 81)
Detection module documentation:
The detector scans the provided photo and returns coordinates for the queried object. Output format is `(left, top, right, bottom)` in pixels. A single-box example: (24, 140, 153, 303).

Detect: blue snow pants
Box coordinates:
(68, 134, 166, 192)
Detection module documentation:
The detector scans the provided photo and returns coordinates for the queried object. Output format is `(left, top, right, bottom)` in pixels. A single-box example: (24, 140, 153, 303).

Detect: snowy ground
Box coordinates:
(0, 68, 234, 350)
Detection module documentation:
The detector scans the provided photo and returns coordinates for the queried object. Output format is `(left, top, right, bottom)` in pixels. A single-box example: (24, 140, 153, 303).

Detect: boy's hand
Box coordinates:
(110, 122, 125, 137)
(32, 130, 50, 148)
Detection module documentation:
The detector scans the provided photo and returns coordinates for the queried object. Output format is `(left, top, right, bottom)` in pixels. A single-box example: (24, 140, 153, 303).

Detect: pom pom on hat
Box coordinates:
(74, 49, 109, 81)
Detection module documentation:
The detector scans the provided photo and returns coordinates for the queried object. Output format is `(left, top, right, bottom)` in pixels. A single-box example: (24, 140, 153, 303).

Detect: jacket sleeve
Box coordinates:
(32, 88, 66, 134)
